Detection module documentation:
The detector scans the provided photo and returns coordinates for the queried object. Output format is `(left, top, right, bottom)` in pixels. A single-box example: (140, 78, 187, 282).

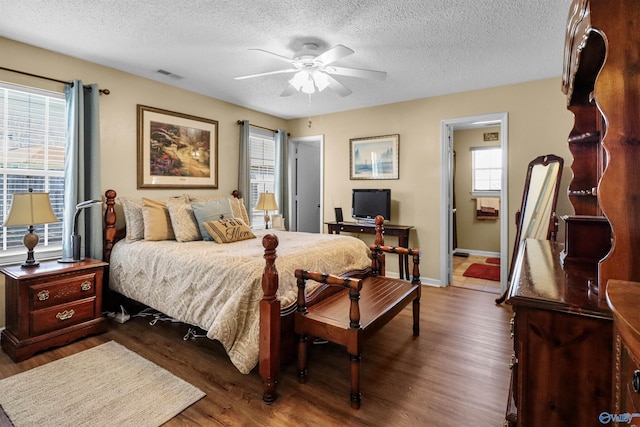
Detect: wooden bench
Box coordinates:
(294, 216, 421, 409)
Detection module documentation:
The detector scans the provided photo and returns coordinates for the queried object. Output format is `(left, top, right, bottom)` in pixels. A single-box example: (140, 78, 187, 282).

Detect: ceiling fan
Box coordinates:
(234, 43, 387, 97)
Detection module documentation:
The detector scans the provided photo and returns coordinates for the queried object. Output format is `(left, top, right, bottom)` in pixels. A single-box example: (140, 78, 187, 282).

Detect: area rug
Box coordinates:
(0, 341, 205, 427)
(463, 263, 500, 281)
(485, 257, 500, 265)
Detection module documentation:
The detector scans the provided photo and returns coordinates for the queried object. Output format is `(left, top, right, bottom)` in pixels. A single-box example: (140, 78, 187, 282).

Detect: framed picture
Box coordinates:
(137, 105, 218, 188)
(350, 134, 399, 180)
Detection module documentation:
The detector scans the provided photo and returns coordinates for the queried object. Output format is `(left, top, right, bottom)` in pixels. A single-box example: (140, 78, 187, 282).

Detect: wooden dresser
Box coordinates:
(506, 239, 612, 426)
(606, 280, 640, 426)
(1, 258, 108, 362)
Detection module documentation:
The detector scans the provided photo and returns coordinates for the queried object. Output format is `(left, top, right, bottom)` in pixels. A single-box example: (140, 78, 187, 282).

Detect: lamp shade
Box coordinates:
(4, 192, 59, 227)
(255, 192, 278, 211)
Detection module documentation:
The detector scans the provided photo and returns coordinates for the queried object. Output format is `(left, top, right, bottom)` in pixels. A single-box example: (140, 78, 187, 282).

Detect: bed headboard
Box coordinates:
(102, 189, 243, 263)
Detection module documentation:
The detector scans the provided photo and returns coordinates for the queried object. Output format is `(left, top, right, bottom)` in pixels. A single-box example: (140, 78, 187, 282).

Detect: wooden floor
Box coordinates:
(0, 286, 513, 426)
(452, 254, 502, 294)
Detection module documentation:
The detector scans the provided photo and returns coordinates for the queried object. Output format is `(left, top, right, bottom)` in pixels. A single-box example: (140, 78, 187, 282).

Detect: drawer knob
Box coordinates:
(633, 370, 640, 394)
(80, 281, 92, 291)
(56, 309, 75, 321)
(37, 290, 50, 301)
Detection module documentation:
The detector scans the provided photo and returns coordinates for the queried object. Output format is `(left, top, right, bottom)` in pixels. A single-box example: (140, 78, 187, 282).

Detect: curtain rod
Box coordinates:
(236, 120, 276, 133)
(0, 66, 110, 95)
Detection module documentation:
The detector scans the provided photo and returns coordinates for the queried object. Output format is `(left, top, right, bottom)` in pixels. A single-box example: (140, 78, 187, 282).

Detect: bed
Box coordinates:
(102, 189, 373, 402)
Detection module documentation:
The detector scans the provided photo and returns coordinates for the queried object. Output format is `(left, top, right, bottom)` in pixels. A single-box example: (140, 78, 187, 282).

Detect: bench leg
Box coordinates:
(350, 353, 361, 409)
(298, 334, 309, 383)
(413, 296, 420, 337)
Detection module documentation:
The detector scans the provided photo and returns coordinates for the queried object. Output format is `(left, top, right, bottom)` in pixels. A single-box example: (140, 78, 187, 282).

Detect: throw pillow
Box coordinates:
(230, 197, 251, 224)
(203, 218, 256, 243)
(119, 197, 145, 241)
(191, 199, 235, 241)
(142, 197, 177, 241)
(166, 197, 201, 242)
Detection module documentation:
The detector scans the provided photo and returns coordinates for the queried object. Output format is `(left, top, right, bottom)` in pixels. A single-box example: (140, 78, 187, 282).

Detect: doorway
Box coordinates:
(289, 135, 323, 232)
(440, 113, 509, 293)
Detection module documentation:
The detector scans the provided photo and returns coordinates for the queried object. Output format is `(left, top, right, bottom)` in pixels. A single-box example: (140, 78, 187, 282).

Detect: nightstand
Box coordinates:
(1, 258, 108, 362)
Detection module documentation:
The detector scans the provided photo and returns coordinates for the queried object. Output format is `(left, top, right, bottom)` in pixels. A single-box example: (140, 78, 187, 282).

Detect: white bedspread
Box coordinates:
(108, 230, 371, 373)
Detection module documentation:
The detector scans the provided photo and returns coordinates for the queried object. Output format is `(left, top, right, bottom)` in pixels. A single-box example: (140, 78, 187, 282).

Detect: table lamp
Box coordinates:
(3, 189, 59, 268)
(59, 199, 103, 263)
(255, 192, 278, 229)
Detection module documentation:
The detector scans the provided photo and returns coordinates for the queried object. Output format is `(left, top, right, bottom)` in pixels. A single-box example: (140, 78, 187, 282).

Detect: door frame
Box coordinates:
(440, 112, 509, 291)
(288, 135, 324, 232)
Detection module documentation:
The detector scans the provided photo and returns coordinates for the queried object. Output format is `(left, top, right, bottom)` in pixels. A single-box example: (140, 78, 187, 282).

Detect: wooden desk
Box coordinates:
(326, 222, 413, 280)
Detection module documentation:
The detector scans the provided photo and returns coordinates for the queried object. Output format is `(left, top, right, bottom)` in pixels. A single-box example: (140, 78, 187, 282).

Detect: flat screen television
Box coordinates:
(352, 189, 391, 223)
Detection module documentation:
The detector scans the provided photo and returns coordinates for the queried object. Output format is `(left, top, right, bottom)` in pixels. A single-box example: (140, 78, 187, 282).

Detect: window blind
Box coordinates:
(248, 126, 276, 227)
(0, 82, 66, 259)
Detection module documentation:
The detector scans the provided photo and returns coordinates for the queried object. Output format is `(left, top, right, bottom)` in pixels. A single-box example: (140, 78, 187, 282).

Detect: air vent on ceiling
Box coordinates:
(156, 69, 184, 80)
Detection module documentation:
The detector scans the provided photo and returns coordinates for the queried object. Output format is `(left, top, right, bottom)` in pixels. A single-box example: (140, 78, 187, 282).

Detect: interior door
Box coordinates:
(293, 138, 322, 233)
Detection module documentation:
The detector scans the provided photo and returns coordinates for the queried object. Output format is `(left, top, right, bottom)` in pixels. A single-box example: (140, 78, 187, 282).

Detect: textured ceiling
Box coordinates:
(0, 0, 573, 119)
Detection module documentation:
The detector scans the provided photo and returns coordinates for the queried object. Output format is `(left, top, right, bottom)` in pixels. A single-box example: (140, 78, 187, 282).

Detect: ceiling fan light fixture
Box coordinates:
(289, 70, 316, 94)
(312, 71, 330, 92)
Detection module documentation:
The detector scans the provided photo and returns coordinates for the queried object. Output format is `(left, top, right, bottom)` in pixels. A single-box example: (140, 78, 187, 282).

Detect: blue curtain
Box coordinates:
(62, 80, 102, 260)
(238, 120, 251, 218)
(275, 129, 288, 229)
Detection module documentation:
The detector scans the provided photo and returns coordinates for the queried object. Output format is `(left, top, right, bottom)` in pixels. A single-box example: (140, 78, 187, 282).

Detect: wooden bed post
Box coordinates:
(260, 234, 281, 403)
(103, 189, 117, 263)
(374, 215, 386, 275)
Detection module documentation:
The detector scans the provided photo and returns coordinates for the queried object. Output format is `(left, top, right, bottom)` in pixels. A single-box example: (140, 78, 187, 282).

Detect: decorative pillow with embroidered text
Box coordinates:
(203, 218, 256, 243)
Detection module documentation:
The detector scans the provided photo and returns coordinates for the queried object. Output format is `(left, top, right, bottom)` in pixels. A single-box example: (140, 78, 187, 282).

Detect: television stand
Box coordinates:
(326, 221, 414, 280)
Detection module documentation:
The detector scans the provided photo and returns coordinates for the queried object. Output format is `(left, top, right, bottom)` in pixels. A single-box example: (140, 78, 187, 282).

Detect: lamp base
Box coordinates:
(21, 260, 40, 268)
(58, 234, 83, 263)
(22, 226, 40, 268)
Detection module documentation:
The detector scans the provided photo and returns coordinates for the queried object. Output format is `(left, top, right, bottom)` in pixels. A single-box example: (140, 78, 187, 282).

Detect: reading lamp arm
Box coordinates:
(72, 199, 102, 235)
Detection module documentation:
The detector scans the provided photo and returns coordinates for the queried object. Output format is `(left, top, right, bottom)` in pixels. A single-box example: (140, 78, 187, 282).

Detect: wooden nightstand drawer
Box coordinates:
(30, 298, 96, 336)
(30, 272, 97, 309)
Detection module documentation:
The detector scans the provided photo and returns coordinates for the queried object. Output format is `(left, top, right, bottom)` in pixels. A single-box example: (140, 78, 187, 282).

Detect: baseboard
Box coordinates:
(454, 248, 499, 258)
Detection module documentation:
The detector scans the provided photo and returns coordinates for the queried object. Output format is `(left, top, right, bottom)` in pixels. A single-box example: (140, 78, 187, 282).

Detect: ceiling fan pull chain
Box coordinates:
(308, 93, 312, 128)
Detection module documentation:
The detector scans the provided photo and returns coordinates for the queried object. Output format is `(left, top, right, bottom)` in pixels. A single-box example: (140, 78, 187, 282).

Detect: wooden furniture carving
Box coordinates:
(562, 0, 640, 300)
(1, 258, 108, 362)
(495, 154, 563, 304)
(326, 221, 414, 279)
(506, 239, 612, 426)
(294, 215, 421, 409)
(606, 280, 640, 425)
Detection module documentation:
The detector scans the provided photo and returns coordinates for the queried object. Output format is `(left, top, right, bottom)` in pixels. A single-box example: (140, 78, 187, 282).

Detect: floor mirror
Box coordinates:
(495, 154, 564, 304)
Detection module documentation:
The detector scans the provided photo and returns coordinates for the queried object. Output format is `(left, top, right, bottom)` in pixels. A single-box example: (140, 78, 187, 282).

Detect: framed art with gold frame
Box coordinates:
(137, 105, 218, 188)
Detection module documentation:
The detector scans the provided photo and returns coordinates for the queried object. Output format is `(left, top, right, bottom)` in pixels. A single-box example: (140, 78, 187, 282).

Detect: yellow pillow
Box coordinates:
(203, 218, 255, 243)
(142, 197, 176, 241)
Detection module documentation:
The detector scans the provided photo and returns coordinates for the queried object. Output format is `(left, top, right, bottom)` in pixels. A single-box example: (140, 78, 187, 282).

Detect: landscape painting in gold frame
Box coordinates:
(137, 105, 218, 188)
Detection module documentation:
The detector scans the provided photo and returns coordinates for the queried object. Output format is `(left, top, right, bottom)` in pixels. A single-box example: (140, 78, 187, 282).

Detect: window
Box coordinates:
(471, 146, 502, 194)
(248, 126, 276, 228)
(0, 83, 66, 262)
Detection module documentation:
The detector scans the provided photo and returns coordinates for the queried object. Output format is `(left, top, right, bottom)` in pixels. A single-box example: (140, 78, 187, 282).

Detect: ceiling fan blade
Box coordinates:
(249, 48, 296, 64)
(234, 68, 298, 80)
(325, 66, 387, 80)
(280, 85, 296, 97)
(315, 45, 354, 65)
(326, 75, 352, 97)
